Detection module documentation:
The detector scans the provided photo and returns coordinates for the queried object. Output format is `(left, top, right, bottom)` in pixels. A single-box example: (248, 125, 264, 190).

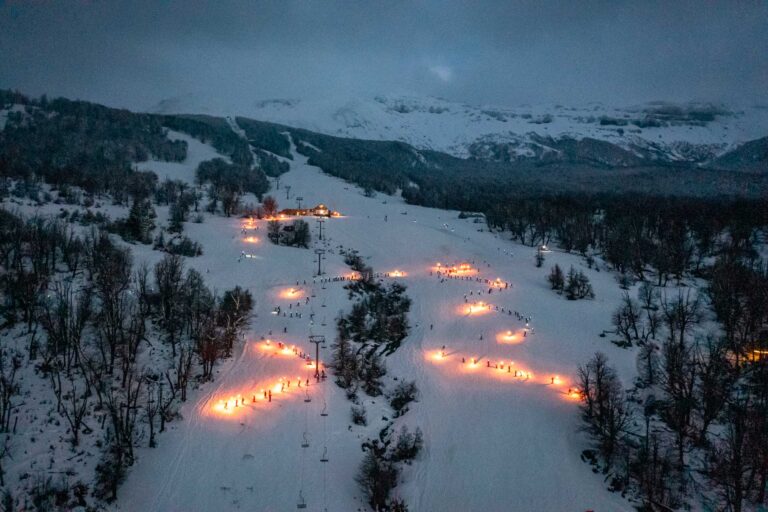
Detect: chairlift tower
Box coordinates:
(314, 248, 325, 276)
(316, 217, 325, 241)
(309, 335, 325, 382)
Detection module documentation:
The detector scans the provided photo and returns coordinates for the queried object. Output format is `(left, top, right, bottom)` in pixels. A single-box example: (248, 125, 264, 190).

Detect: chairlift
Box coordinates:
(320, 401, 328, 417)
(304, 389, 312, 403)
(320, 446, 329, 462)
(301, 432, 310, 448)
(297, 490, 307, 509)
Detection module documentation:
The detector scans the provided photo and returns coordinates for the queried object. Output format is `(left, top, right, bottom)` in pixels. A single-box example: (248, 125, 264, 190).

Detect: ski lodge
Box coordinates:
(278, 203, 341, 218)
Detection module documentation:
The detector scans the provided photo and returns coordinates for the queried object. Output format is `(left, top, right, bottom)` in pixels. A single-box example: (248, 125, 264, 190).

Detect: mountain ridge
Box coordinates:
(151, 93, 768, 168)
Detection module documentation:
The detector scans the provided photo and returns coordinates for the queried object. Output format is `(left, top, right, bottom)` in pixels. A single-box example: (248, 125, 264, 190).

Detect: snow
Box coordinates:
(151, 93, 768, 159)
(110, 137, 636, 511)
(135, 129, 229, 184)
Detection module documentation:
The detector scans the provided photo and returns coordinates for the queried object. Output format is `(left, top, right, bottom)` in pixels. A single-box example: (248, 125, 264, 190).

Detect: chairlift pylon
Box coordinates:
(297, 490, 307, 509)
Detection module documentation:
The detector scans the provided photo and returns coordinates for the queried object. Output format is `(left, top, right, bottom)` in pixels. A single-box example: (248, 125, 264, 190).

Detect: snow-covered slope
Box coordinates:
(112, 136, 636, 512)
(135, 129, 229, 184)
(152, 94, 768, 162)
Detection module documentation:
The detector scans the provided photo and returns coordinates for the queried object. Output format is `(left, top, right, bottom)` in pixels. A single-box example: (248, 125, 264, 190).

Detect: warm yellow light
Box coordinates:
(279, 287, 303, 299)
(461, 301, 492, 316)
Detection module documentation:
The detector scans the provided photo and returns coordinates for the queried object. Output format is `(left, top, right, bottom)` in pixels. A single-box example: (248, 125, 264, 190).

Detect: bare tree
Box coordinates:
(661, 289, 701, 351)
(710, 397, 752, 512)
(144, 377, 160, 448)
(695, 337, 733, 444)
(155, 254, 185, 357)
(660, 336, 697, 487)
(39, 280, 92, 371)
(0, 351, 21, 433)
(49, 362, 91, 447)
(577, 352, 632, 468)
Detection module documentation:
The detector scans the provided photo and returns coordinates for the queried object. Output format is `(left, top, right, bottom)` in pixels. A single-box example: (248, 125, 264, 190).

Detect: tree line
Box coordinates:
(578, 248, 768, 511)
(0, 208, 252, 508)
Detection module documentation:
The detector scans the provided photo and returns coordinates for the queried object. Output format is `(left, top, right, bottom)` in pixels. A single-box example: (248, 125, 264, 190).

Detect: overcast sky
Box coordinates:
(1, 0, 766, 110)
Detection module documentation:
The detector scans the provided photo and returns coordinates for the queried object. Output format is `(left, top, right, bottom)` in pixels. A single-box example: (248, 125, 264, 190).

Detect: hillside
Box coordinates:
(0, 91, 766, 511)
(152, 93, 768, 164)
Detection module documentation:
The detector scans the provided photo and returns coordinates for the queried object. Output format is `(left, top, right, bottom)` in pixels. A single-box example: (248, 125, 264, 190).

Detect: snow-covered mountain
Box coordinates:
(152, 94, 768, 164)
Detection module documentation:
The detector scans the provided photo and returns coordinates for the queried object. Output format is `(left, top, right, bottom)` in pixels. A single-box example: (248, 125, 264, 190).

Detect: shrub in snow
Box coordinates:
(356, 448, 399, 511)
(388, 380, 418, 417)
(565, 266, 594, 300)
(548, 264, 565, 292)
(389, 426, 423, 464)
(351, 405, 367, 426)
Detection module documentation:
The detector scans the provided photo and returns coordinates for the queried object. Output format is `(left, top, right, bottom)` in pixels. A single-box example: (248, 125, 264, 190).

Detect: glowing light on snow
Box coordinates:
(433, 262, 478, 275)
(460, 301, 492, 316)
(564, 388, 582, 401)
(496, 330, 524, 345)
(262, 214, 291, 222)
(279, 287, 303, 299)
(242, 236, 260, 244)
(388, 270, 407, 278)
(429, 350, 448, 362)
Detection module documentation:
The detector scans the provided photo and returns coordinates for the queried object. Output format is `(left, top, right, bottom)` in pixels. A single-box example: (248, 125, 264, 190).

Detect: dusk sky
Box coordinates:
(1, 0, 766, 110)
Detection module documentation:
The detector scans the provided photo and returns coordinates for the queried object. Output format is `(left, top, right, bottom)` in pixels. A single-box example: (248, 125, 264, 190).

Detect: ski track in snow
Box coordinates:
(109, 133, 637, 512)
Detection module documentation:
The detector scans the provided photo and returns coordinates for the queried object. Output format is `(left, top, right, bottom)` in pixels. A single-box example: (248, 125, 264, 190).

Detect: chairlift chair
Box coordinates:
(297, 491, 307, 509)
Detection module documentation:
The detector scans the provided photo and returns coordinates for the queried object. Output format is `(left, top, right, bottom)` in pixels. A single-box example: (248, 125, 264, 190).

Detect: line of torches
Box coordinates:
(460, 301, 494, 316)
(209, 340, 324, 418)
(434, 262, 478, 275)
(428, 334, 582, 401)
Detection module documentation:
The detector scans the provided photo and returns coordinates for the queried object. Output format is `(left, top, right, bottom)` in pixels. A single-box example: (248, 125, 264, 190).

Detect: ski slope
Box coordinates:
(115, 137, 636, 512)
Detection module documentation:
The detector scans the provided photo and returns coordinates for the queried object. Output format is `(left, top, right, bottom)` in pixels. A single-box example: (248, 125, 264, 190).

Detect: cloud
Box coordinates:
(429, 65, 454, 83)
(0, 0, 765, 109)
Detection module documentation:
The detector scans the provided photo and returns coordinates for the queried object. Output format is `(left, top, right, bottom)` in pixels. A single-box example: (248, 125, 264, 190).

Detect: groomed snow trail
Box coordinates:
(116, 138, 634, 511)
